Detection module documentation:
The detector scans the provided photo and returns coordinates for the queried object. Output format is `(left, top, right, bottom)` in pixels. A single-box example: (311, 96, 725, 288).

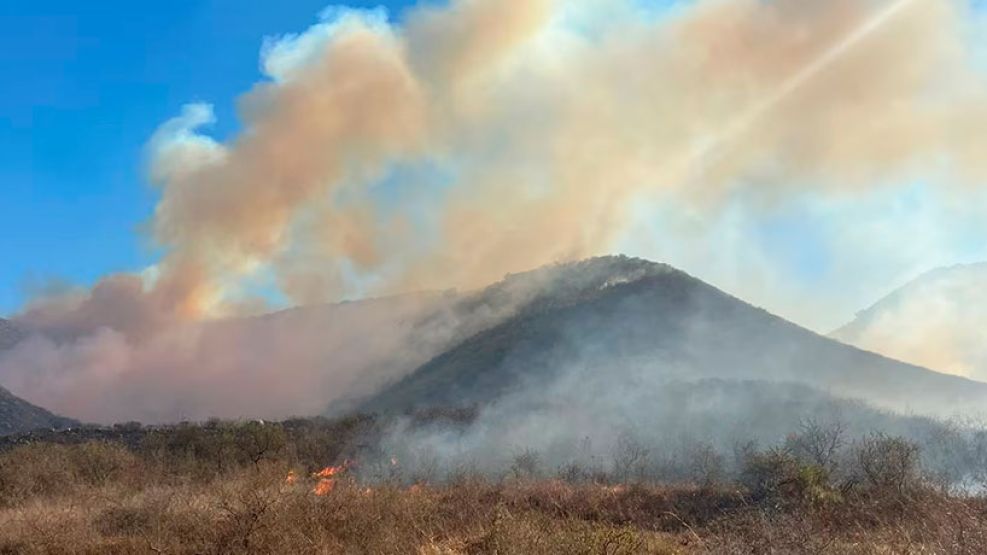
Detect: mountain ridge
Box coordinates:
(833, 262, 987, 380)
(0, 317, 79, 435)
(360, 256, 987, 417)
(0, 383, 78, 436)
(834, 262, 987, 337)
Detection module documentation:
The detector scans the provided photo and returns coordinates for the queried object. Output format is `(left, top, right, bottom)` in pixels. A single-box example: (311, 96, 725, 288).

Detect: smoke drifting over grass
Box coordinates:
(2, 0, 987, 422)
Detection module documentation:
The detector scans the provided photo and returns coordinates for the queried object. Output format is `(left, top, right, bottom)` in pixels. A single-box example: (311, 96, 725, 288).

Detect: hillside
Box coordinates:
(0, 384, 77, 436)
(362, 256, 987, 418)
(833, 263, 987, 380)
(0, 318, 24, 352)
(0, 318, 77, 435)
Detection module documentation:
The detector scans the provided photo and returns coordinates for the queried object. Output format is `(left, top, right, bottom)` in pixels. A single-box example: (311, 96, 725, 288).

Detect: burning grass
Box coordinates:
(2, 419, 987, 553)
(1, 465, 986, 554)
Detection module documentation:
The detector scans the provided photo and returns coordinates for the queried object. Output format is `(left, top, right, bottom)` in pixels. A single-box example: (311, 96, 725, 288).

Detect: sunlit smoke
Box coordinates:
(2, 0, 986, 423)
(693, 0, 922, 171)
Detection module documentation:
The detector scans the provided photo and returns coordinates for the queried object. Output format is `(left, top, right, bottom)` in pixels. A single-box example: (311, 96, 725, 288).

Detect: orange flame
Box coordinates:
(313, 479, 335, 496)
(311, 463, 350, 496)
(314, 466, 342, 479)
(285, 470, 298, 485)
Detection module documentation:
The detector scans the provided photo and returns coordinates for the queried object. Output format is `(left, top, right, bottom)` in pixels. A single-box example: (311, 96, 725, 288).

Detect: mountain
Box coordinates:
(360, 256, 987, 418)
(0, 384, 77, 436)
(0, 317, 25, 352)
(833, 263, 987, 381)
(0, 318, 77, 435)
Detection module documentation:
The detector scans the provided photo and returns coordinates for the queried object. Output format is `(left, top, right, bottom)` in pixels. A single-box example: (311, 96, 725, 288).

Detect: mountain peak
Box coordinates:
(361, 255, 987, 417)
(456, 255, 680, 319)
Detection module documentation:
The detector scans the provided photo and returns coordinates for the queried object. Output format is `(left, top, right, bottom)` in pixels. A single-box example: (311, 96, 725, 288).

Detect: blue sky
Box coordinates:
(0, 0, 414, 315)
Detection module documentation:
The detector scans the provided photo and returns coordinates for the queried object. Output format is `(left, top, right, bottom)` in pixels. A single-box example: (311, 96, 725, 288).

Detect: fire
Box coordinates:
(313, 478, 335, 496)
(283, 461, 357, 496)
(315, 466, 343, 479)
(311, 462, 351, 496)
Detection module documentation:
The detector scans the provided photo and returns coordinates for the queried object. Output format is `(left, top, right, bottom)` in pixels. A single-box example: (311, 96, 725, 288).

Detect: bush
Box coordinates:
(740, 447, 836, 506)
(685, 442, 725, 487)
(612, 433, 649, 483)
(0, 442, 140, 506)
(139, 420, 290, 480)
(786, 419, 845, 474)
(510, 449, 542, 480)
(853, 433, 921, 496)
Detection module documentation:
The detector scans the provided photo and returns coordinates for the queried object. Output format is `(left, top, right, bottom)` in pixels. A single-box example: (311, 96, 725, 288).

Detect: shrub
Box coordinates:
(786, 418, 845, 474)
(685, 442, 725, 487)
(612, 433, 649, 483)
(853, 433, 921, 496)
(739, 447, 836, 506)
(0, 441, 140, 506)
(68, 441, 142, 486)
(510, 449, 542, 480)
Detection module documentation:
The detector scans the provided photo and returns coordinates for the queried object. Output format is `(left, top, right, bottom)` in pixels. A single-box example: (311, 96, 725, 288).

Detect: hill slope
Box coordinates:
(0, 318, 24, 353)
(362, 256, 987, 417)
(833, 263, 987, 380)
(0, 384, 77, 436)
(0, 318, 77, 435)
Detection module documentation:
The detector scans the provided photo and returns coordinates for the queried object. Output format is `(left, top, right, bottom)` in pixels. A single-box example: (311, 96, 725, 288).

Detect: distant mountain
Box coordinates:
(833, 263, 987, 380)
(0, 317, 25, 352)
(0, 318, 77, 435)
(361, 256, 987, 417)
(0, 384, 77, 436)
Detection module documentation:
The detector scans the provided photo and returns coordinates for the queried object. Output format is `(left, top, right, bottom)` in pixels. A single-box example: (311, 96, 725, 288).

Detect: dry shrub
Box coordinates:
(510, 449, 542, 480)
(0, 470, 986, 554)
(1, 423, 987, 553)
(852, 433, 922, 496)
(786, 419, 846, 474)
(460, 507, 673, 555)
(0, 441, 141, 506)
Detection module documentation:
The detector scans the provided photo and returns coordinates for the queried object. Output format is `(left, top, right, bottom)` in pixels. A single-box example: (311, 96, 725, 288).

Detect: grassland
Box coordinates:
(1, 416, 986, 553)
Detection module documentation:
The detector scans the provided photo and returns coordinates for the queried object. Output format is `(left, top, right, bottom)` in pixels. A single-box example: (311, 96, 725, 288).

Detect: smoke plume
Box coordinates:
(2, 0, 987, 422)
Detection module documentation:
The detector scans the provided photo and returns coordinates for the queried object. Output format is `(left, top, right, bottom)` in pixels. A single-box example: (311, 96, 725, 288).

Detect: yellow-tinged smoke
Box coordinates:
(147, 0, 987, 310)
(4, 0, 987, 422)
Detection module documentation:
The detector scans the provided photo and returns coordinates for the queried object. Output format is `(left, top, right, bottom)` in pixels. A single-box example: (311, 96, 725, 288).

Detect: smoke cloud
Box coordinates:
(2, 0, 987, 422)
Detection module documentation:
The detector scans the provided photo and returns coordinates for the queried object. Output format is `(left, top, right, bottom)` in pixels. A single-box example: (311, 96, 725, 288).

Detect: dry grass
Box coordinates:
(2, 426, 987, 554)
(0, 468, 684, 554)
(1, 463, 986, 554)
